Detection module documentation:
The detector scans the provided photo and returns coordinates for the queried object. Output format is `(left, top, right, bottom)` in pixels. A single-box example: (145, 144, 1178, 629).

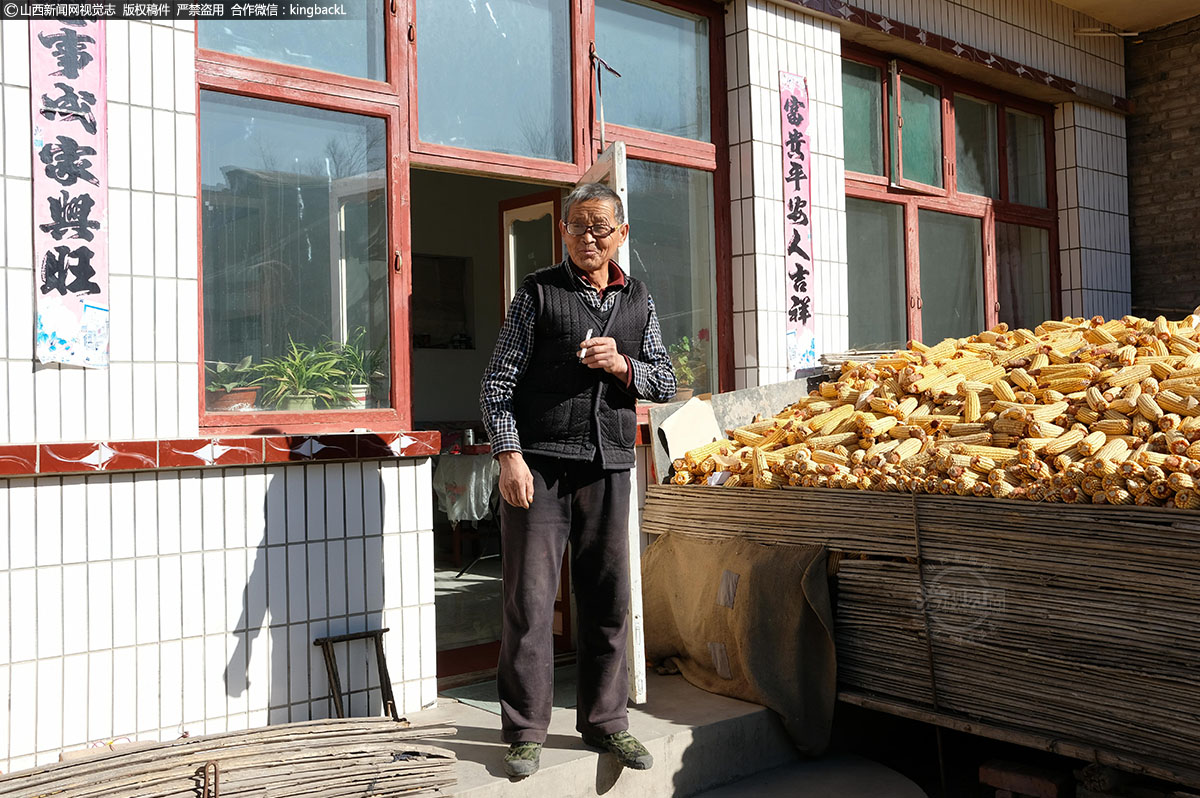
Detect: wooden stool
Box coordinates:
(313, 628, 400, 721)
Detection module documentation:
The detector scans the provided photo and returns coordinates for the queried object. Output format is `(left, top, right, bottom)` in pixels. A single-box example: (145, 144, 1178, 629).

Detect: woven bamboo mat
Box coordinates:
(644, 484, 1200, 788)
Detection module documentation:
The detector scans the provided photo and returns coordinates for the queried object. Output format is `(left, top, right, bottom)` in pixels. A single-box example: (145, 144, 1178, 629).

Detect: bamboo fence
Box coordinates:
(0, 717, 456, 798)
(643, 483, 1200, 788)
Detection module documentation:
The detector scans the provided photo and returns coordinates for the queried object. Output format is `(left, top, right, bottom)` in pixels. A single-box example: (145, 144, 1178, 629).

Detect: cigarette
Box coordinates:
(580, 328, 593, 359)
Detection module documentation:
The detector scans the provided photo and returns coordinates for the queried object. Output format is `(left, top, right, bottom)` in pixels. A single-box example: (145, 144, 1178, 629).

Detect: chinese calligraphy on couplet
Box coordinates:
(779, 71, 816, 372)
(31, 19, 109, 367)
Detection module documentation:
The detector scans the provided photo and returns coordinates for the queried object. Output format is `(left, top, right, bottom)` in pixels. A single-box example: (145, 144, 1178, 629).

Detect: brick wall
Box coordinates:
(1127, 15, 1200, 318)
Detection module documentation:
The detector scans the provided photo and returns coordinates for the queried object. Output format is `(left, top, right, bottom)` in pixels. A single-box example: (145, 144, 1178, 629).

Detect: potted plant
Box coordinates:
(669, 330, 710, 401)
(325, 327, 386, 409)
(257, 337, 354, 411)
(205, 356, 261, 411)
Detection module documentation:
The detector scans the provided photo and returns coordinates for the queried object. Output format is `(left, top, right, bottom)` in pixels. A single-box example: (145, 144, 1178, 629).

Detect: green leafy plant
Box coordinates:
(669, 333, 710, 391)
(205, 356, 260, 392)
(257, 337, 354, 409)
(324, 326, 386, 385)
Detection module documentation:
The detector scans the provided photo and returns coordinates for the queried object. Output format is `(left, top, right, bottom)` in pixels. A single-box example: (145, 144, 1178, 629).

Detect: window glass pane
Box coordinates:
(198, 6, 385, 80)
(627, 161, 715, 396)
(416, 0, 571, 162)
(900, 75, 942, 188)
(1007, 109, 1047, 207)
(997, 223, 1051, 330)
(200, 92, 390, 412)
(595, 0, 710, 142)
(842, 60, 883, 176)
(954, 95, 997, 198)
(918, 209, 982, 343)
(847, 198, 907, 349)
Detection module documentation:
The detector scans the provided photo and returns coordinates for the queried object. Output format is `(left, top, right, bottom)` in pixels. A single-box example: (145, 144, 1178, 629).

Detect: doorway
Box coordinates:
(409, 169, 572, 680)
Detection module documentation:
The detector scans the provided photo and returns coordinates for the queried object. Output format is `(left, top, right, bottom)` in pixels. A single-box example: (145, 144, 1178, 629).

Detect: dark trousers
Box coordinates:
(497, 455, 632, 743)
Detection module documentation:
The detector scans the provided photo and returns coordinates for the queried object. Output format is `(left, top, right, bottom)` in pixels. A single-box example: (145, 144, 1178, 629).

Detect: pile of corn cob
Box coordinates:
(672, 311, 1200, 508)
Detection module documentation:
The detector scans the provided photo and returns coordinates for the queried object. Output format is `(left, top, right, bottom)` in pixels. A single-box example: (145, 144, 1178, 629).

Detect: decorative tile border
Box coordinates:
(0, 431, 440, 478)
(783, 0, 1133, 113)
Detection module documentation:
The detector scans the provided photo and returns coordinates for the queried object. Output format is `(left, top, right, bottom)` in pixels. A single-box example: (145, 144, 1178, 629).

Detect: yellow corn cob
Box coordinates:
(1157, 390, 1200, 417)
(1084, 327, 1119, 345)
(1093, 418, 1132, 435)
(1078, 430, 1108, 456)
(950, 444, 1021, 464)
(1040, 363, 1100, 381)
(684, 439, 737, 466)
(1170, 333, 1200, 352)
(963, 390, 981, 423)
(805, 431, 859, 450)
(1043, 428, 1085, 455)
(887, 438, 924, 464)
(1029, 401, 1069, 422)
(1009, 368, 1036, 390)
(1046, 377, 1089, 393)
(1108, 364, 1153, 388)
(1108, 395, 1136, 413)
(672, 470, 694, 485)
(993, 415, 1028, 436)
(895, 396, 919, 419)
(991, 379, 1017, 403)
(952, 432, 995, 447)
(806, 402, 855, 435)
(733, 419, 778, 435)
(1137, 393, 1165, 422)
(1094, 438, 1131, 462)
(1028, 420, 1066, 438)
(1168, 472, 1197, 492)
(1175, 490, 1200, 510)
(860, 415, 899, 437)
(968, 455, 996, 474)
(811, 449, 848, 467)
(731, 429, 766, 448)
(1075, 407, 1101, 424)
(1105, 487, 1134, 505)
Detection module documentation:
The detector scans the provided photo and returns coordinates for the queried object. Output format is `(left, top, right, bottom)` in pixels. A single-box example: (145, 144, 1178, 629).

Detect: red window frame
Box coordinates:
(843, 44, 1059, 344)
(194, 0, 732, 434)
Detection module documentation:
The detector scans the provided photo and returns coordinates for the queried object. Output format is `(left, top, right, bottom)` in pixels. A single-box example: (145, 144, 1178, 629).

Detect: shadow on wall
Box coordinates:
(222, 435, 394, 723)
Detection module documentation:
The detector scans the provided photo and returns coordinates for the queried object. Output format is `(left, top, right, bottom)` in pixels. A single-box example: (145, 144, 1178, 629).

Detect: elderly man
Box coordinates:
(480, 182, 676, 778)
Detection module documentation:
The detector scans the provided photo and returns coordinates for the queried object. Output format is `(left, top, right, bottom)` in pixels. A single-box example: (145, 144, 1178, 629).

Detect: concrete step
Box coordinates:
(407, 670, 801, 797)
(692, 756, 929, 797)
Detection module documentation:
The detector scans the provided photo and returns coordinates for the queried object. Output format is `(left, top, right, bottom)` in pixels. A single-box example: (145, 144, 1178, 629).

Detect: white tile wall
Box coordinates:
(857, 0, 1124, 98)
(0, 458, 436, 771)
(0, 21, 199, 445)
(1054, 102, 1131, 319)
(732, 0, 1132, 372)
(729, 0, 848, 390)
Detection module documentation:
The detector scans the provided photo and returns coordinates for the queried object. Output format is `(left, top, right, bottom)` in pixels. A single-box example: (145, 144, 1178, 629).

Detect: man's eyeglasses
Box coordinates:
(564, 222, 616, 238)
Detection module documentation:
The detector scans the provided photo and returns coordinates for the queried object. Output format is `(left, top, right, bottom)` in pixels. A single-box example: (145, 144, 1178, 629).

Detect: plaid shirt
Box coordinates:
(480, 260, 676, 455)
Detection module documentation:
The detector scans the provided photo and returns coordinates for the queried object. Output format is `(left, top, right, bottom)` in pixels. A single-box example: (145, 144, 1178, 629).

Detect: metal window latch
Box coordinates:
(408, 23, 415, 42)
(393, 251, 402, 273)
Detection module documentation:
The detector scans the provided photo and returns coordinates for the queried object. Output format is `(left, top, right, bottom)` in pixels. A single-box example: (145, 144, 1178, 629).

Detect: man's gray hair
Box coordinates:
(563, 182, 625, 225)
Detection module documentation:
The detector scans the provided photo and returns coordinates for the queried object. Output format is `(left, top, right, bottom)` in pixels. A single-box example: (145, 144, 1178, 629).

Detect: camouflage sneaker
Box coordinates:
(582, 730, 654, 770)
(503, 742, 542, 778)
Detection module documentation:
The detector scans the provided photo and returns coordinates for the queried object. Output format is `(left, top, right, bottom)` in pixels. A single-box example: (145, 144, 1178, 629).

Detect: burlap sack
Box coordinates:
(643, 533, 836, 754)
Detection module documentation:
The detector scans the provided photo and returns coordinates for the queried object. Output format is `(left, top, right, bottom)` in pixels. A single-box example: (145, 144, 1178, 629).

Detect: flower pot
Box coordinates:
(672, 387, 695, 403)
(280, 395, 316, 412)
(348, 383, 370, 410)
(207, 386, 259, 411)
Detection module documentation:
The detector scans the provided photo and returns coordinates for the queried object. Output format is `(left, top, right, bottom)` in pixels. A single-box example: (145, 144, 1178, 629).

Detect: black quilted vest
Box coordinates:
(513, 262, 649, 469)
